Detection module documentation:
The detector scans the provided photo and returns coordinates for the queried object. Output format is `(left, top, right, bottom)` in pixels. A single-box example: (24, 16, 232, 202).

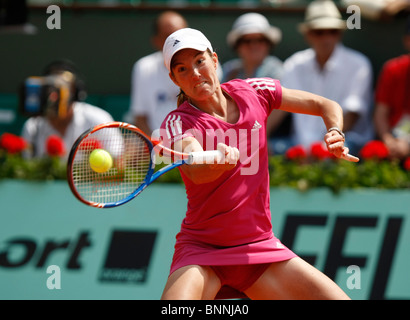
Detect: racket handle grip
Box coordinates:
(187, 150, 223, 165)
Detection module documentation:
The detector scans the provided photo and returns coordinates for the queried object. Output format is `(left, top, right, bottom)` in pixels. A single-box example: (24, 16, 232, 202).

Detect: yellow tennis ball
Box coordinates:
(89, 149, 113, 173)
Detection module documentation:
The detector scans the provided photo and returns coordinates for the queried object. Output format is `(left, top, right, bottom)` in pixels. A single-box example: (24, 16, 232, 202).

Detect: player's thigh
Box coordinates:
(244, 257, 350, 300)
(161, 265, 221, 300)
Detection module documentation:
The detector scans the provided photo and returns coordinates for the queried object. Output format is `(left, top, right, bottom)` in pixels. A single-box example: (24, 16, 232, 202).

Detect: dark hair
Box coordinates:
(406, 16, 410, 35)
(152, 10, 186, 36)
(176, 89, 187, 107)
(43, 59, 79, 76)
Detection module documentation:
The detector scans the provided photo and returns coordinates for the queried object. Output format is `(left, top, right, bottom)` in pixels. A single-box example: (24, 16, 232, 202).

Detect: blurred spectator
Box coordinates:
(223, 13, 283, 81)
(374, 17, 410, 160)
(222, 12, 291, 154)
(21, 60, 114, 159)
(342, 0, 410, 21)
(281, 0, 374, 155)
(128, 11, 188, 137)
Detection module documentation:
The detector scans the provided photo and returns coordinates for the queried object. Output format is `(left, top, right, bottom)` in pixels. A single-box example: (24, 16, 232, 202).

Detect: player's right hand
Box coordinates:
(216, 143, 240, 166)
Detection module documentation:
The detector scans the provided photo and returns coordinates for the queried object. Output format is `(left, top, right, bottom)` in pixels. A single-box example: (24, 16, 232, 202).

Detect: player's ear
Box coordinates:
(212, 52, 218, 69)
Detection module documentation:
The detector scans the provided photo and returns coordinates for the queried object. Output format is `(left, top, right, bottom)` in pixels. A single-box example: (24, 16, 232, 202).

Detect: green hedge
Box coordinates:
(2, 152, 409, 193)
(268, 155, 410, 193)
(1, 132, 409, 192)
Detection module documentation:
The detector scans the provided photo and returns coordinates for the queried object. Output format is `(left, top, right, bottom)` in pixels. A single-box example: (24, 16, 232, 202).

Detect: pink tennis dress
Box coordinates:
(160, 78, 297, 298)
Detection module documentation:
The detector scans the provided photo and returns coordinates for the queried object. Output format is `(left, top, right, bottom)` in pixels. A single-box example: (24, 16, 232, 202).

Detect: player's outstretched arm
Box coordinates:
(175, 137, 240, 184)
(279, 87, 359, 162)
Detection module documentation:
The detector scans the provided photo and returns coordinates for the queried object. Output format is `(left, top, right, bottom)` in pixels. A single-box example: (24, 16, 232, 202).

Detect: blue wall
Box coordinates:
(0, 181, 409, 299)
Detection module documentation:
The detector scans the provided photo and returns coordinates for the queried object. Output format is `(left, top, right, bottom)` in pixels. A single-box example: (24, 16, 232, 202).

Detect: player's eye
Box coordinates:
(175, 65, 187, 73)
(196, 58, 205, 66)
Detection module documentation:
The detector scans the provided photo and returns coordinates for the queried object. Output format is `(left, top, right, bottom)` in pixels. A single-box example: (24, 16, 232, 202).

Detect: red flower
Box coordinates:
(360, 140, 389, 160)
(310, 142, 333, 160)
(285, 145, 307, 160)
(404, 157, 410, 171)
(46, 135, 66, 157)
(0, 133, 27, 154)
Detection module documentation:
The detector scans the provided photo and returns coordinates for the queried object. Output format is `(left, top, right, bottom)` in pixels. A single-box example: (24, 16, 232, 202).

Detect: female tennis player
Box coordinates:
(159, 28, 357, 300)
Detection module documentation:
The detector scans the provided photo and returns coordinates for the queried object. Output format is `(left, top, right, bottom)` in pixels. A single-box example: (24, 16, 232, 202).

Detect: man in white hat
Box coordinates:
(281, 0, 374, 155)
(222, 13, 292, 154)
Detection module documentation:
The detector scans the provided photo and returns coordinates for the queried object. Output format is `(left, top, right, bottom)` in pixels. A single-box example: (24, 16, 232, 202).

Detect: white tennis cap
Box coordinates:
(163, 28, 213, 72)
(298, 0, 346, 33)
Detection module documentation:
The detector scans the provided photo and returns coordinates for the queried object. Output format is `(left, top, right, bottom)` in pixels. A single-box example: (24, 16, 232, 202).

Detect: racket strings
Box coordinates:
(71, 127, 152, 204)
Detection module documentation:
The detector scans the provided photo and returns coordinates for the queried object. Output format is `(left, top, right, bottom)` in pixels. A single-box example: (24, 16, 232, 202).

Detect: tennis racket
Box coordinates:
(67, 121, 222, 208)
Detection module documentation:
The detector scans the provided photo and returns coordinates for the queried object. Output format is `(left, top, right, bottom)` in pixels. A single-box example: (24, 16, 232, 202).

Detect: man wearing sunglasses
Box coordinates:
(280, 0, 374, 155)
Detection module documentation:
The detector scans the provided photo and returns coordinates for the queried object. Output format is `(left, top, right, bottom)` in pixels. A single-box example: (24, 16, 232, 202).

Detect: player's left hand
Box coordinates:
(324, 131, 360, 162)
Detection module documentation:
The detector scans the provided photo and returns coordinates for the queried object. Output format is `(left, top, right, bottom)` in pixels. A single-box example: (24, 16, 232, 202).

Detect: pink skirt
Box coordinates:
(168, 232, 297, 299)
